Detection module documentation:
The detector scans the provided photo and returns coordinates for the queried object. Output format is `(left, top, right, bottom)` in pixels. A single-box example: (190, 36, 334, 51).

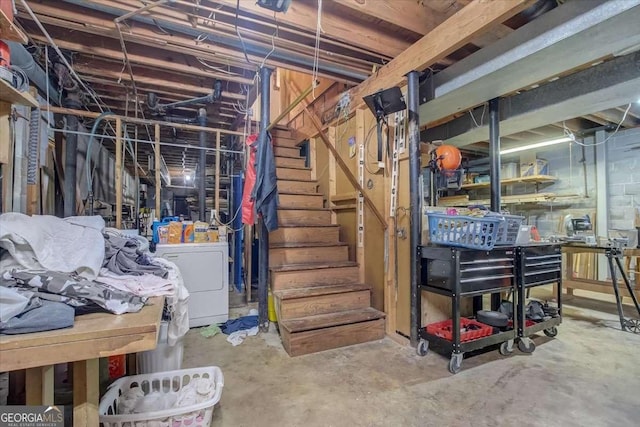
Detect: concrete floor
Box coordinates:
(183, 291, 640, 427)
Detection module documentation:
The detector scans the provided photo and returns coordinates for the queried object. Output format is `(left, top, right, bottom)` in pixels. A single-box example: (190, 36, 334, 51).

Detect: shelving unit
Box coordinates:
(0, 78, 38, 108)
(460, 174, 557, 190)
(0, 9, 28, 44)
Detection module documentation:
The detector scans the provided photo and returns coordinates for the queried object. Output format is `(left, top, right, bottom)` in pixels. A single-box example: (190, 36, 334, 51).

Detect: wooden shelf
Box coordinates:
(460, 175, 557, 190)
(0, 9, 28, 44)
(438, 192, 558, 207)
(0, 78, 38, 107)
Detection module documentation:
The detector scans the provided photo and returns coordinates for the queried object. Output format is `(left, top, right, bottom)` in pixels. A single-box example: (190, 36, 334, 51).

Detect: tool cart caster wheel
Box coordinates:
(623, 319, 640, 334)
(499, 340, 514, 356)
(543, 326, 558, 337)
(517, 338, 536, 354)
(448, 353, 463, 374)
(416, 339, 429, 356)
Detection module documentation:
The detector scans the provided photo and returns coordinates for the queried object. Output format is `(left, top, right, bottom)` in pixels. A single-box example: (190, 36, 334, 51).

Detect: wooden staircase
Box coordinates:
(269, 128, 385, 357)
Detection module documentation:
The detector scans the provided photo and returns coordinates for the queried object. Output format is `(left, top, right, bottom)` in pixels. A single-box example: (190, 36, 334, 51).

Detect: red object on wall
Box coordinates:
(108, 355, 126, 379)
(0, 41, 10, 68)
(242, 134, 258, 225)
(435, 145, 462, 171)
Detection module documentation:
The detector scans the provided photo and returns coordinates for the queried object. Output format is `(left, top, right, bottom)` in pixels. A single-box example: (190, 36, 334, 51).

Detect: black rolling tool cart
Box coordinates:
(416, 245, 518, 374)
(513, 243, 563, 354)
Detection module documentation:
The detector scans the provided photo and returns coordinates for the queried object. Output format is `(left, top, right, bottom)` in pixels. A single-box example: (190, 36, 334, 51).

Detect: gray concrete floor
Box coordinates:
(183, 290, 640, 427)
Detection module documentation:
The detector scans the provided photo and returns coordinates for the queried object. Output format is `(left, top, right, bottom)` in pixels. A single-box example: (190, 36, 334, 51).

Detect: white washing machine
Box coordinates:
(155, 242, 229, 327)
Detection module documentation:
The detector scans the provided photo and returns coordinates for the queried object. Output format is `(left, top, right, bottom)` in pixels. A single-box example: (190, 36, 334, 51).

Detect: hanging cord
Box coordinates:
(469, 102, 487, 127)
(564, 103, 632, 147)
(311, 0, 324, 98)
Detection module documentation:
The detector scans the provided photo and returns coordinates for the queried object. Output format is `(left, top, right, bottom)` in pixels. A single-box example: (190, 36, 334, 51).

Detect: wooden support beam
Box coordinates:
(331, 0, 445, 35)
(213, 0, 408, 58)
(155, 124, 161, 216)
(115, 118, 123, 229)
(287, 80, 387, 230)
(348, 0, 534, 106)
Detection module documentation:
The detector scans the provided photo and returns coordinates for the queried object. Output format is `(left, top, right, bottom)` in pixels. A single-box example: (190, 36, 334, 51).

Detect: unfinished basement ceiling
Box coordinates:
(13, 0, 638, 173)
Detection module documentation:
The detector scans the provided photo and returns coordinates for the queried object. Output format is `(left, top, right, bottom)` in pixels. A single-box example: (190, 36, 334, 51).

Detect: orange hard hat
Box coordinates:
(435, 145, 462, 170)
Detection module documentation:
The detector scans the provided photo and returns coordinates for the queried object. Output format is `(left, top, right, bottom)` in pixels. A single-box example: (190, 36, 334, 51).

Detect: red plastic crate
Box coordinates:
(507, 319, 536, 328)
(425, 318, 493, 342)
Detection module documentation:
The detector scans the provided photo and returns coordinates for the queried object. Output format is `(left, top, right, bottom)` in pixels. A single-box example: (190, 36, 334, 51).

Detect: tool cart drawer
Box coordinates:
(421, 246, 515, 294)
(518, 244, 562, 287)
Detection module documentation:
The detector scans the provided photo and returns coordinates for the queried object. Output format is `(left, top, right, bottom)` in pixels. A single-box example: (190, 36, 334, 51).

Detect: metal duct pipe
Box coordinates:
(7, 41, 61, 102)
(258, 66, 272, 331)
(407, 70, 421, 347)
(63, 93, 81, 217)
(198, 108, 207, 221)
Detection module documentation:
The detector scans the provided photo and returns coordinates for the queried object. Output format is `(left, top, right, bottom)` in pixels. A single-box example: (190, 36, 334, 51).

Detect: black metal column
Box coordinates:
(407, 71, 422, 346)
(63, 93, 81, 217)
(258, 66, 272, 331)
(489, 97, 501, 310)
(198, 108, 207, 222)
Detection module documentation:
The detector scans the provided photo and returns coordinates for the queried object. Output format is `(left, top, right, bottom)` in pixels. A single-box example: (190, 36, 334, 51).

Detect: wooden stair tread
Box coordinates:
(280, 308, 385, 333)
(275, 224, 338, 228)
(274, 283, 371, 300)
(270, 242, 348, 249)
(278, 190, 321, 196)
(277, 207, 330, 212)
(270, 261, 357, 272)
(276, 165, 310, 171)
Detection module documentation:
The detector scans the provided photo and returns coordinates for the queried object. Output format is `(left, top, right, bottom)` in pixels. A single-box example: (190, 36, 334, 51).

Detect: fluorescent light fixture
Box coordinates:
(500, 136, 572, 155)
(185, 174, 191, 181)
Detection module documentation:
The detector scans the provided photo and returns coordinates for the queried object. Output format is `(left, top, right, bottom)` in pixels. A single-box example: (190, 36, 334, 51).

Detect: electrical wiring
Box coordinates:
(469, 102, 487, 128)
(565, 103, 632, 147)
(196, 58, 242, 76)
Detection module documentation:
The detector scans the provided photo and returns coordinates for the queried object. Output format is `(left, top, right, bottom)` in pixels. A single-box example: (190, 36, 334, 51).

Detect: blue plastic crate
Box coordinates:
(427, 213, 502, 250)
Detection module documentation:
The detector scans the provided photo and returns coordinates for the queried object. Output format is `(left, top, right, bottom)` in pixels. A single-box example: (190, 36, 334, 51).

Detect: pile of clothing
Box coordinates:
(0, 213, 188, 345)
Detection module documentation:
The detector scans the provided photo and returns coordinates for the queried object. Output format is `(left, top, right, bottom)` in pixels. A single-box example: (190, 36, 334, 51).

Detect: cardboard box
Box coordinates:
(520, 158, 548, 177)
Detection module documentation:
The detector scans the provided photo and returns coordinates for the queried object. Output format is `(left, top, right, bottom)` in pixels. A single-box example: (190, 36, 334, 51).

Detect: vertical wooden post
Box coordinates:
(355, 109, 366, 284)
(73, 359, 100, 427)
(115, 117, 123, 229)
(155, 124, 161, 217)
(215, 131, 221, 218)
(327, 127, 337, 224)
(25, 366, 54, 405)
(0, 101, 13, 213)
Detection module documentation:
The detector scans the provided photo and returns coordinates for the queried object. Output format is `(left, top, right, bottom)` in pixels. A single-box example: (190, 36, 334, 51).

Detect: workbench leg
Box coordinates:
(73, 359, 99, 427)
(25, 366, 54, 405)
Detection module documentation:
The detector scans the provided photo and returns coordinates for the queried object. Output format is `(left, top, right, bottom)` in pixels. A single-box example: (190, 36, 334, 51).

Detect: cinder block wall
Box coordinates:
(605, 128, 640, 231)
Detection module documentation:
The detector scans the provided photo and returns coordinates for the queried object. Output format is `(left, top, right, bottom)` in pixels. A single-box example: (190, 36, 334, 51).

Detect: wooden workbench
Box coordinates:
(0, 297, 163, 426)
(562, 245, 640, 299)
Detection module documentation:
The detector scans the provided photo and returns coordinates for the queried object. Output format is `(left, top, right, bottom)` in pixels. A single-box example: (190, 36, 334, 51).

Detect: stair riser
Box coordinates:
(269, 245, 348, 267)
(278, 210, 331, 226)
(275, 157, 306, 169)
(271, 266, 359, 290)
(270, 227, 340, 244)
(281, 318, 385, 356)
(278, 180, 317, 194)
(276, 168, 311, 181)
(273, 137, 299, 148)
(274, 146, 301, 158)
(279, 194, 323, 209)
(277, 290, 371, 320)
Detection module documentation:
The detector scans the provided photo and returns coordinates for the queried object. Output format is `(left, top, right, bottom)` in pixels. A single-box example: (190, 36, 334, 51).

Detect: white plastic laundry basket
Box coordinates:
(99, 366, 224, 427)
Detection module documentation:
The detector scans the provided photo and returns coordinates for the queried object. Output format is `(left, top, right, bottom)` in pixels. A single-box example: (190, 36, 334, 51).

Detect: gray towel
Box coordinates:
(0, 300, 74, 335)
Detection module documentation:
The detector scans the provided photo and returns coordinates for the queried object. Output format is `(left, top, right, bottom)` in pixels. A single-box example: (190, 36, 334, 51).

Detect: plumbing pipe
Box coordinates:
(7, 41, 60, 102)
(198, 108, 207, 221)
(63, 93, 82, 217)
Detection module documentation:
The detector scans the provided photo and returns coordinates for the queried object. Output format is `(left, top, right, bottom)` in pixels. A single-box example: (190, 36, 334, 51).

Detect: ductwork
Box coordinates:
(7, 41, 61, 102)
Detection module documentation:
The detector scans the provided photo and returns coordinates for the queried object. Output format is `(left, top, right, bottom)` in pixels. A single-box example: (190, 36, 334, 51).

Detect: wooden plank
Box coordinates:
(276, 167, 312, 181)
(280, 307, 384, 333)
(278, 208, 332, 226)
(278, 289, 371, 320)
(275, 156, 306, 169)
(277, 179, 318, 194)
(275, 283, 371, 300)
(563, 278, 639, 299)
(0, 79, 38, 107)
(331, 192, 357, 203)
(25, 365, 54, 405)
(273, 146, 302, 158)
(271, 264, 360, 290)
(115, 118, 123, 229)
(212, 0, 408, 58)
(0, 8, 27, 43)
(349, 0, 534, 106)
(155, 124, 161, 216)
(269, 244, 349, 267)
(279, 193, 323, 209)
(270, 225, 340, 245)
(332, 0, 445, 35)
(0, 101, 13, 213)
(460, 174, 557, 190)
(73, 359, 100, 427)
(281, 318, 385, 356)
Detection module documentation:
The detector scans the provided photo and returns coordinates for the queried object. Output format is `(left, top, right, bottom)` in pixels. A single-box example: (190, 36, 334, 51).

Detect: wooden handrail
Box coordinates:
(286, 80, 387, 230)
(267, 81, 316, 131)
